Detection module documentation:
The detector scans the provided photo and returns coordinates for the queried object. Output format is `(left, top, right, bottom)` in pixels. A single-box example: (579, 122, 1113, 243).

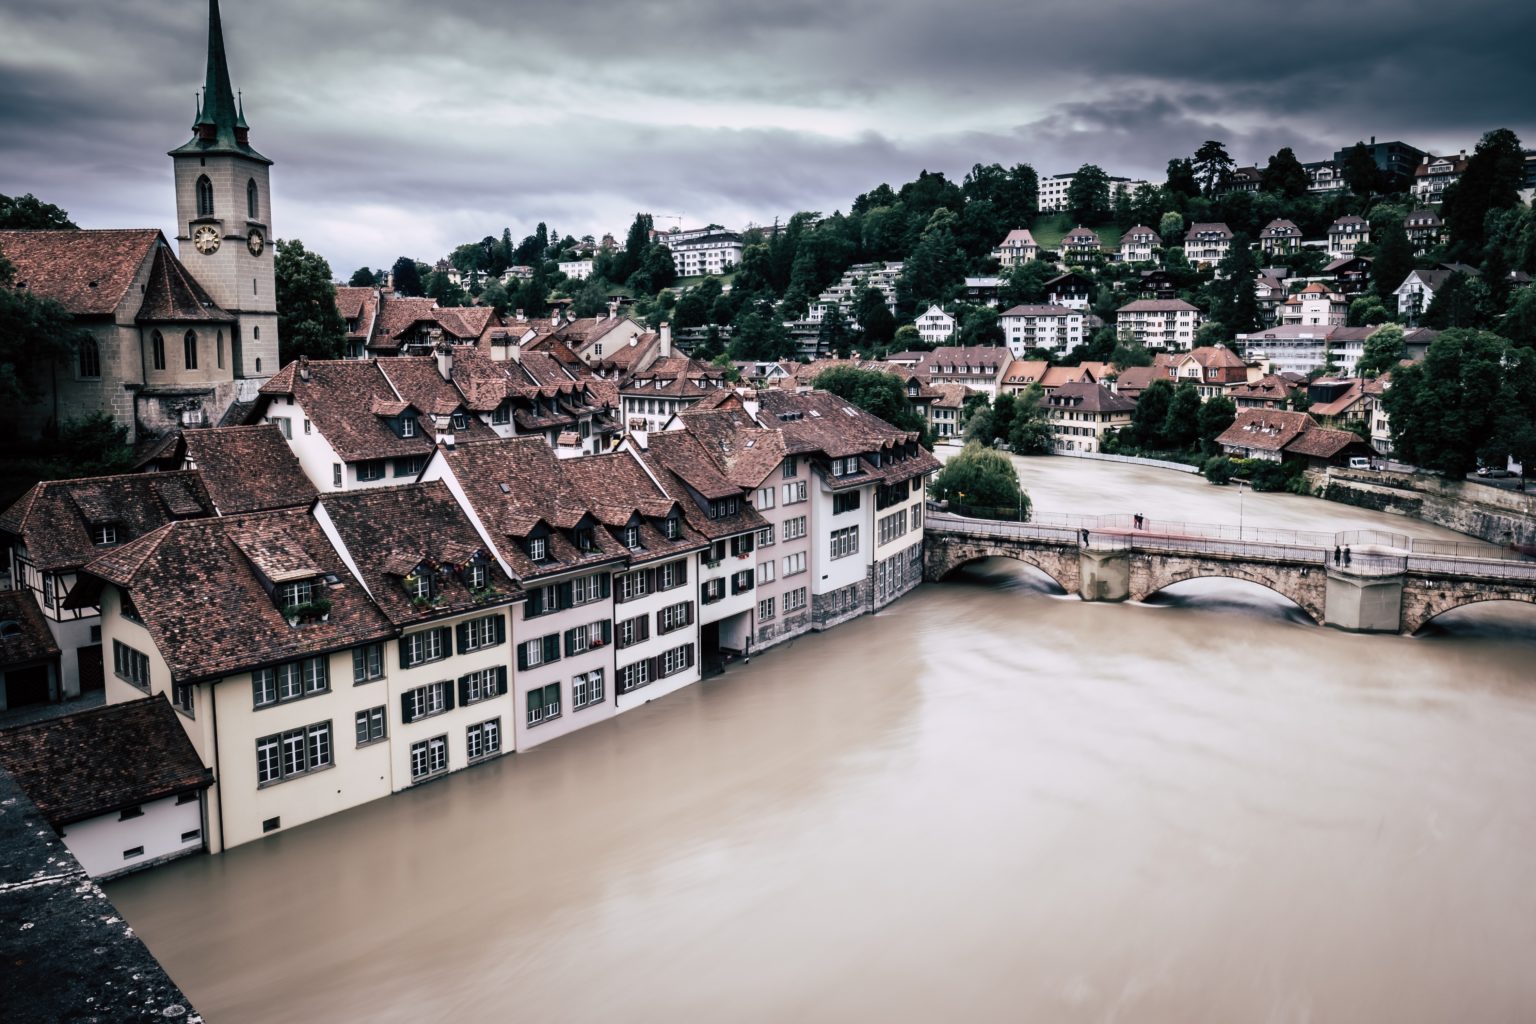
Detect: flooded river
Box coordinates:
(108, 458, 1536, 1022)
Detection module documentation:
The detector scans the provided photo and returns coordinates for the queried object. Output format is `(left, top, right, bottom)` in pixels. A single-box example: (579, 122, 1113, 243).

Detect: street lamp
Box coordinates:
(1236, 478, 1245, 540)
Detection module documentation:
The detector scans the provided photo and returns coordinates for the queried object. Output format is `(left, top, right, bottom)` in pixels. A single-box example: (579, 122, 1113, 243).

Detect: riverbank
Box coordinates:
(1312, 467, 1536, 553)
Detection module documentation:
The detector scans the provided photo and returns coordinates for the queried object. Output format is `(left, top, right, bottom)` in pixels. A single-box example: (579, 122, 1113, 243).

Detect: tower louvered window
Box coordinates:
(196, 175, 214, 217)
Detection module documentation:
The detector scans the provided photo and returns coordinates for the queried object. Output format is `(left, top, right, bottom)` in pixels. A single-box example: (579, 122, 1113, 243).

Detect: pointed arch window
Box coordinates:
(78, 338, 101, 379)
(196, 175, 214, 218)
(151, 330, 166, 371)
(184, 330, 199, 370)
(247, 179, 258, 219)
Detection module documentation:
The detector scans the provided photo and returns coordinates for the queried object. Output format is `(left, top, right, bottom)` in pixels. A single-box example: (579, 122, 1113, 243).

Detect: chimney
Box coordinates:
(659, 322, 672, 358)
(515, 308, 526, 322)
(607, 299, 620, 321)
(297, 354, 310, 381)
(434, 339, 453, 381)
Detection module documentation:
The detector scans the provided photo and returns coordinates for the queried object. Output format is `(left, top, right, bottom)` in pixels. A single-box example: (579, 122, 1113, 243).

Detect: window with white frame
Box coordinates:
(618, 659, 651, 693)
(783, 515, 807, 540)
(757, 524, 775, 547)
(355, 706, 386, 746)
(91, 524, 118, 546)
(833, 491, 861, 515)
(256, 721, 332, 786)
(461, 667, 504, 703)
(459, 614, 501, 652)
(526, 683, 561, 725)
(616, 615, 649, 649)
(172, 682, 195, 715)
(658, 601, 693, 634)
(252, 655, 329, 708)
(618, 570, 649, 601)
(403, 628, 447, 667)
(782, 551, 807, 576)
(782, 481, 807, 504)
(572, 573, 602, 605)
(526, 536, 547, 561)
(785, 587, 808, 612)
(403, 680, 450, 722)
(466, 719, 501, 760)
(573, 669, 605, 709)
(702, 578, 726, 603)
(352, 643, 384, 683)
(409, 735, 448, 780)
(782, 458, 798, 479)
(758, 597, 776, 620)
(660, 561, 686, 590)
(831, 526, 859, 559)
(112, 641, 151, 691)
(758, 560, 775, 584)
(755, 486, 775, 509)
(623, 524, 642, 549)
(278, 579, 313, 608)
(660, 644, 694, 677)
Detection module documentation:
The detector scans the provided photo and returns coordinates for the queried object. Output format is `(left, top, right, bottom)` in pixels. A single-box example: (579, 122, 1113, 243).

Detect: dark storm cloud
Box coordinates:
(1, 0, 1532, 271)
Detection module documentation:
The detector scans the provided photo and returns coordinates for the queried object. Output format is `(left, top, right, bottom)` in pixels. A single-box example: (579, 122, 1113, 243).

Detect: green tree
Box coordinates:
(1196, 395, 1237, 455)
(1194, 321, 1230, 347)
(275, 239, 347, 363)
(348, 266, 379, 287)
(673, 289, 709, 330)
(1208, 234, 1260, 332)
(1109, 336, 1154, 368)
(1260, 147, 1309, 198)
(1202, 455, 1235, 484)
(1341, 142, 1383, 198)
(956, 306, 1003, 346)
(1166, 158, 1199, 199)
(1006, 385, 1053, 455)
(998, 260, 1056, 306)
(390, 256, 423, 296)
(1371, 214, 1415, 303)
(1162, 381, 1204, 450)
(1192, 140, 1235, 197)
(930, 442, 1030, 520)
(896, 208, 965, 315)
(854, 286, 896, 347)
(1383, 328, 1511, 475)
(1442, 128, 1526, 262)
(818, 304, 854, 357)
(628, 243, 677, 295)
(1158, 211, 1185, 248)
(1131, 378, 1174, 448)
(1477, 347, 1536, 482)
(1423, 272, 1491, 330)
(729, 308, 796, 361)
(1500, 285, 1536, 347)
(1355, 323, 1406, 377)
(0, 193, 76, 229)
(1348, 295, 1394, 327)
(0, 251, 87, 404)
(51, 413, 137, 475)
(812, 366, 929, 441)
(1066, 164, 1111, 225)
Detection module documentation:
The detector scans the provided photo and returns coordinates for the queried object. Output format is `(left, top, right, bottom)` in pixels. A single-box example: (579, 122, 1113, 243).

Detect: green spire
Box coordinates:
(201, 0, 238, 135)
(236, 91, 248, 130)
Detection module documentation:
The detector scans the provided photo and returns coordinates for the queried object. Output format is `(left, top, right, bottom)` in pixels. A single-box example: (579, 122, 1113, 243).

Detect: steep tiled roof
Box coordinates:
(180, 424, 318, 515)
(1119, 299, 1198, 313)
(1002, 359, 1048, 386)
(134, 245, 235, 323)
(1260, 219, 1301, 237)
(0, 696, 210, 827)
(78, 510, 395, 683)
(371, 294, 441, 349)
(620, 355, 729, 400)
(378, 357, 501, 440)
(1184, 222, 1233, 240)
(997, 229, 1037, 246)
(1182, 345, 1247, 369)
(753, 390, 940, 488)
(1284, 426, 1368, 459)
(1046, 380, 1135, 413)
(258, 358, 435, 462)
(318, 482, 522, 626)
(1062, 226, 1102, 246)
(929, 382, 971, 408)
(0, 229, 161, 317)
(0, 471, 215, 572)
(1039, 365, 1098, 388)
(637, 432, 769, 541)
(1226, 374, 1298, 404)
(1111, 365, 1159, 395)
(674, 408, 787, 487)
(1215, 409, 1316, 452)
(0, 589, 60, 666)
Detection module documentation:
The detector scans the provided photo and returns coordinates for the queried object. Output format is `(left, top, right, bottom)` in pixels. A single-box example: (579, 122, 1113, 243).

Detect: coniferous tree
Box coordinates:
(1260, 148, 1309, 198)
(1443, 128, 1525, 262)
(390, 256, 423, 296)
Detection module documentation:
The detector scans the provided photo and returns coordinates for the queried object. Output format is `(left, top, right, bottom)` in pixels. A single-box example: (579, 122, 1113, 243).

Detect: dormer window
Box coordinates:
(91, 524, 118, 546)
(279, 580, 314, 608)
(407, 573, 431, 600)
(400, 416, 417, 438)
(575, 528, 596, 552)
(663, 517, 681, 540)
(708, 496, 739, 519)
(623, 524, 642, 550)
(526, 536, 548, 562)
(452, 412, 467, 431)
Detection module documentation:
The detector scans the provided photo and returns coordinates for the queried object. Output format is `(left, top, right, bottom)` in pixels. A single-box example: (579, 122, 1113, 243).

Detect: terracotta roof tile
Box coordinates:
(78, 510, 395, 683)
(134, 245, 234, 323)
(1215, 409, 1316, 452)
(0, 471, 215, 572)
(258, 359, 434, 463)
(180, 425, 318, 514)
(0, 229, 160, 316)
(0, 589, 61, 666)
(0, 696, 210, 827)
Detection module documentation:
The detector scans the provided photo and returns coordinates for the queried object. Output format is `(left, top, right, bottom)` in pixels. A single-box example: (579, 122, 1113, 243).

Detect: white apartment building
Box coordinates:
(993, 229, 1040, 267)
(557, 259, 594, 280)
(1115, 299, 1201, 351)
(658, 230, 743, 277)
(1183, 223, 1233, 268)
(1279, 282, 1347, 327)
(915, 305, 957, 345)
(1119, 225, 1159, 263)
(1237, 325, 1337, 376)
(1327, 216, 1370, 260)
(999, 304, 1086, 357)
(1039, 174, 1150, 213)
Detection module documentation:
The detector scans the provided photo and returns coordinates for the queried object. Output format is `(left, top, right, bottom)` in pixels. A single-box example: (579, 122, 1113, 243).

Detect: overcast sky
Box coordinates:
(2, 0, 1534, 276)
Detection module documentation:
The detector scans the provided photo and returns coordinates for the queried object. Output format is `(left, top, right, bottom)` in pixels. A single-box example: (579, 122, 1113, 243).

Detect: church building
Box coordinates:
(0, 0, 277, 444)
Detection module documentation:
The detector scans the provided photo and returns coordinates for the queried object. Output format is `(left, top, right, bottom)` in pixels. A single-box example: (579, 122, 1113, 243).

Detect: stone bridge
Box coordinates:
(925, 512, 1536, 634)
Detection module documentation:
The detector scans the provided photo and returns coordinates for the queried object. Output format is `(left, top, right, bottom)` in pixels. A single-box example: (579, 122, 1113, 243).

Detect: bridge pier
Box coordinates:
(1079, 548, 1130, 602)
(1323, 570, 1405, 633)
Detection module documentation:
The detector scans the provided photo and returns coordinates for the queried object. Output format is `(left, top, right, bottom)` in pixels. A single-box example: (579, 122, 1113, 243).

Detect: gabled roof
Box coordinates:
(1180, 346, 1246, 369)
(1120, 226, 1159, 241)
(0, 696, 210, 827)
(634, 432, 769, 541)
(1003, 359, 1048, 385)
(134, 245, 236, 323)
(673, 408, 787, 488)
(258, 358, 435, 462)
(179, 424, 318, 515)
(1045, 380, 1134, 413)
(0, 229, 161, 316)
(0, 589, 60, 667)
(378, 357, 500, 441)
(1215, 409, 1316, 452)
(1184, 222, 1233, 240)
(1001, 304, 1077, 317)
(77, 509, 394, 683)
(997, 229, 1038, 247)
(0, 471, 216, 572)
(1039, 365, 1097, 388)
(1284, 425, 1368, 459)
(1226, 374, 1298, 403)
(318, 481, 522, 626)
(1260, 219, 1301, 237)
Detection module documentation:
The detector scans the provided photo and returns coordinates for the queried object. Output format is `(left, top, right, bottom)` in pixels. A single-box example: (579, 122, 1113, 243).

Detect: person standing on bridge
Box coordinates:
(1344, 545, 1352, 567)
(1134, 513, 1144, 530)
(1334, 545, 1341, 566)
(1081, 527, 1090, 546)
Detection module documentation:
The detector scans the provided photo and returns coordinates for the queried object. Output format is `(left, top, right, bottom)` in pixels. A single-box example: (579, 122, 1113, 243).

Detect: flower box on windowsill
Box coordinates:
(703, 559, 723, 570)
(281, 599, 332, 627)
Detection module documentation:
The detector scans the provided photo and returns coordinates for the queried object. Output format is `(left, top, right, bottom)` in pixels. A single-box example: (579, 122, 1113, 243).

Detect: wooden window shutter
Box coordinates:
(400, 692, 416, 724)
(685, 602, 694, 626)
(599, 573, 611, 599)
(527, 588, 544, 617)
(648, 655, 660, 679)
(517, 642, 530, 672)
(398, 638, 413, 670)
(645, 568, 657, 593)
(493, 615, 506, 645)
(639, 616, 650, 642)
(558, 581, 573, 609)
(457, 675, 470, 705)
(496, 666, 508, 693)
(442, 681, 456, 712)
(542, 634, 560, 663)
(564, 628, 576, 657)
(455, 622, 470, 653)
(678, 560, 688, 585)
(601, 619, 612, 644)
(685, 644, 695, 668)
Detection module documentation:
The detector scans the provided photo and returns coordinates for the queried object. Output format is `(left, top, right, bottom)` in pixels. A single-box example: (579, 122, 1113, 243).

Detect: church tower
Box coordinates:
(170, 0, 278, 383)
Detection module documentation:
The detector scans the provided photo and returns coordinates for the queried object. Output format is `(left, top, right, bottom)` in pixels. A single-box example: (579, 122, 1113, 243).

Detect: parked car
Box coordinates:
(1477, 466, 1515, 478)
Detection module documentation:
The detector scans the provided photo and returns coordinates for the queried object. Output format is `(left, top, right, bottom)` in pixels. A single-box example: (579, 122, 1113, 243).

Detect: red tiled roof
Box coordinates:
(0, 696, 210, 827)
(0, 228, 160, 316)
(1215, 409, 1316, 452)
(0, 589, 61, 667)
(134, 245, 235, 323)
(179, 424, 318, 515)
(0, 471, 215, 572)
(259, 359, 434, 463)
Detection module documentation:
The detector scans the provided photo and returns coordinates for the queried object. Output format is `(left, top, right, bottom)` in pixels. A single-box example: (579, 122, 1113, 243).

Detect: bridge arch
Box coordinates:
(1402, 589, 1536, 635)
(925, 537, 1080, 594)
(1130, 562, 1326, 624)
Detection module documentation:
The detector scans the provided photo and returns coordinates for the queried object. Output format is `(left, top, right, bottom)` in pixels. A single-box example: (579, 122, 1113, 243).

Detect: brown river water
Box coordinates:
(108, 457, 1536, 1023)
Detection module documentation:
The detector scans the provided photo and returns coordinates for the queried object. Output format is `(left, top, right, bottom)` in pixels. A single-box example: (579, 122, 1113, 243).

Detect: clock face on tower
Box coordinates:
(247, 228, 265, 256)
(193, 225, 221, 255)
